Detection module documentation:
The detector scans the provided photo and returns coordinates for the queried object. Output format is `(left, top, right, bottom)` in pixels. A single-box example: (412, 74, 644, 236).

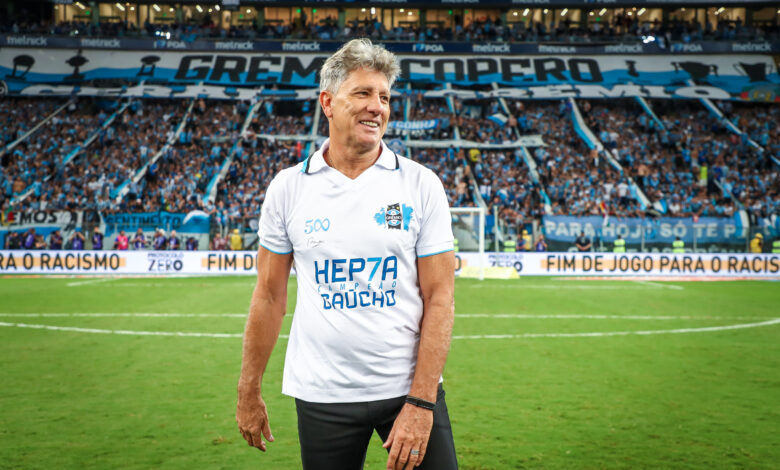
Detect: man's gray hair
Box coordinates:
(319, 38, 401, 94)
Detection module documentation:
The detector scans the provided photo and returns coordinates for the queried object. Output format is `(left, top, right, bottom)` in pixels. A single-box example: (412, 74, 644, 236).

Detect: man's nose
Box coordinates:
(366, 94, 384, 113)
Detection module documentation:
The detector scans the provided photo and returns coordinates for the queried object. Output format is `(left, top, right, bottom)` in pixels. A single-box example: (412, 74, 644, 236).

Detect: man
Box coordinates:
(236, 39, 458, 470)
(168, 230, 181, 250)
(92, 228, 104, 250)
(49, 230, 63, 250)
(153, 229, 167, 251)
(613, 234, 626, 253)
(131, 228, 145, 250)
(114, 230, 129, 250)
(185, 236, 199, 251)
(69, 229, 85, 250)
(23, 228, 36, 250)
(749, 233, 763, 253)
(575, 231, 591, 252)
(230, 228, 243, 251)
(521, 229, 532, 252)
(535, 233, 547, 252)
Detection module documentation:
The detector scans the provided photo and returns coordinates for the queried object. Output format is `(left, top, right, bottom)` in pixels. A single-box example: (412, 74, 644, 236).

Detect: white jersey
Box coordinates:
(257, 139, 453, 403)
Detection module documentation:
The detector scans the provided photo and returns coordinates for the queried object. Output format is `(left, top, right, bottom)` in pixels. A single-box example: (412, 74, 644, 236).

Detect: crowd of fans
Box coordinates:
(2, 99, 188, 213)
(2, 92, 778, 250)
(212, 139, 301, 234)
(512, 99, 644, 218)
(716, 101, 780, 225)
(4, 12, 780, 44)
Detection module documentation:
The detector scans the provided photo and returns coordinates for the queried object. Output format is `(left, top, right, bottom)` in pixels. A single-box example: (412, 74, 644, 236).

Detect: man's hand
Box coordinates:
(236, 388, 274, 452)
(383, 404, 434, 470)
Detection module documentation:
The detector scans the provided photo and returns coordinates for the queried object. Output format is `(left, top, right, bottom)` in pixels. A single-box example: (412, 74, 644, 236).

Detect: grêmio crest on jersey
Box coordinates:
(374, 203, 413, 231)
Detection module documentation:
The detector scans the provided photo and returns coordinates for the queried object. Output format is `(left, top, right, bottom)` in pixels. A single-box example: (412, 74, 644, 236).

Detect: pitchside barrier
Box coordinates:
(0, 250, 779, 278)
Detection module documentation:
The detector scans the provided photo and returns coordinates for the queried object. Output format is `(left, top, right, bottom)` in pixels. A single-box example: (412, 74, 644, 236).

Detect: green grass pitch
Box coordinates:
(0, 276, 778, 469)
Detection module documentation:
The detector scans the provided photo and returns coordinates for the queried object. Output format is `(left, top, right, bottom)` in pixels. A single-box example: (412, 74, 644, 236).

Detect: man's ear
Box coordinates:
(319, 91, 333, 119)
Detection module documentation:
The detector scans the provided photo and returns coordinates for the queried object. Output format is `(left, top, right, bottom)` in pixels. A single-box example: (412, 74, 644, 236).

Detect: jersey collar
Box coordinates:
(303, 139, 399, 174)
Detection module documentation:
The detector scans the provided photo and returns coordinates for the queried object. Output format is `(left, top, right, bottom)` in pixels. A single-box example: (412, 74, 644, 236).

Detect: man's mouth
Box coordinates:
(359, 120, 380, 128)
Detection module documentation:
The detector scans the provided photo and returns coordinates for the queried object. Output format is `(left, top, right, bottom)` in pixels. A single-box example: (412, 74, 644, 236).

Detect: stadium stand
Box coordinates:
(1, 2, 778, 252)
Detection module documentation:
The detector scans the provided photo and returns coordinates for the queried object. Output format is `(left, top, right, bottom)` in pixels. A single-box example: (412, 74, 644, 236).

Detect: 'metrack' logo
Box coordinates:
(374, 203, 413, 231)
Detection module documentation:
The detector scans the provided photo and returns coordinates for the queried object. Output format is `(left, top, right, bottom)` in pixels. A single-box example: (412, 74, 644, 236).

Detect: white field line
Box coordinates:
(469, 284, 683, 289)
(635, 280, 684, 290)
(0, 318, 778, 340)
(66, 278, 117, 287)
(451, 318, 780, 339)
(0, 313, 771, 321)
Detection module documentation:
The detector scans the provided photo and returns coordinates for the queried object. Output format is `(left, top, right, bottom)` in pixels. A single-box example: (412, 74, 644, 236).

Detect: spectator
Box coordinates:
(114, 230, 129, 250)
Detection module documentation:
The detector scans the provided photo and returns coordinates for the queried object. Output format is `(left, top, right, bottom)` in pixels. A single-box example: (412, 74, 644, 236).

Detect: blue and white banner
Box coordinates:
(101, 210, 210, 238)
(387, 119, 440, 131)
(543, 215, 747, 245)
(1, 49, 778, 101)
(0, 210, 83, 249)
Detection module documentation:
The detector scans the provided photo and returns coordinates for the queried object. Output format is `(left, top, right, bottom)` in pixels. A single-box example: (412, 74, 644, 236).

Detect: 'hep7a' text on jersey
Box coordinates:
(257, 139, 453, 403)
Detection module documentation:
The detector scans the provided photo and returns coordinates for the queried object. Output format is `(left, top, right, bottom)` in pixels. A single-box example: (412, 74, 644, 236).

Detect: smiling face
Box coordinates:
(320, 68, 391, 155)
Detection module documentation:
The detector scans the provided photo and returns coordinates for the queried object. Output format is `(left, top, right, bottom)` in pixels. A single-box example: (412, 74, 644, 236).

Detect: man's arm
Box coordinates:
(236, 246, 293, 452)
(384, 250, 455, 470)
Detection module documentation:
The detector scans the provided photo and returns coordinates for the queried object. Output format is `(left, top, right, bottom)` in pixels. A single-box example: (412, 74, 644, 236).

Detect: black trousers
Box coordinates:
(295, 385, 458, 470)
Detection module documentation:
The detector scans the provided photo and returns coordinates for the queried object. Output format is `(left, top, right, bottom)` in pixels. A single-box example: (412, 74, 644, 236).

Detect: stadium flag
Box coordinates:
(488, 113, 508, 127)
(599, 201, 610, 228)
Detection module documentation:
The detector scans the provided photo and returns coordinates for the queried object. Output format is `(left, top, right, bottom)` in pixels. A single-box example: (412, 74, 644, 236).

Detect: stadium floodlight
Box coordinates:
(638, 8, 646, 16)
(371, 7, 376, 15)
(599, 8, 607, 15)
(561, 8, 568, 17)
(400, 8, 404, 13)
(543, 9, 548, 14)
(716, 7, 725, 15)
(115, 3, 125, 11)
(512, 11, 518, 16)
(195, 5, 202, 13)
(523, 8, 529, 16)
(75, 2, 85, 10)
(215, 5, 220, 11)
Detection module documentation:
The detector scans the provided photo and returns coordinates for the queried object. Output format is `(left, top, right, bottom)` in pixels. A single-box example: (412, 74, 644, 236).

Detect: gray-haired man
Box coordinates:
(236, 38, 458, 470)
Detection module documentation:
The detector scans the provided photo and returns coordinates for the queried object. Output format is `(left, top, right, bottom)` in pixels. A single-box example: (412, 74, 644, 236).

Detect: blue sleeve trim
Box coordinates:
(260, 243, 293, 255)
(417, 248, 454, 258)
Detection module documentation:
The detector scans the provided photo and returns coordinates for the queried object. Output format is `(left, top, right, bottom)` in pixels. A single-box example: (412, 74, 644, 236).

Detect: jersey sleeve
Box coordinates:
(256, 172, 293, 255)
(416, 169, 454, 258)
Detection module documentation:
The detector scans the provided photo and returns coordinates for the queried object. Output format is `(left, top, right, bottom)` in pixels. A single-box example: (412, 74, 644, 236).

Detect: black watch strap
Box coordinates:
(405, 395, 436, 411)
